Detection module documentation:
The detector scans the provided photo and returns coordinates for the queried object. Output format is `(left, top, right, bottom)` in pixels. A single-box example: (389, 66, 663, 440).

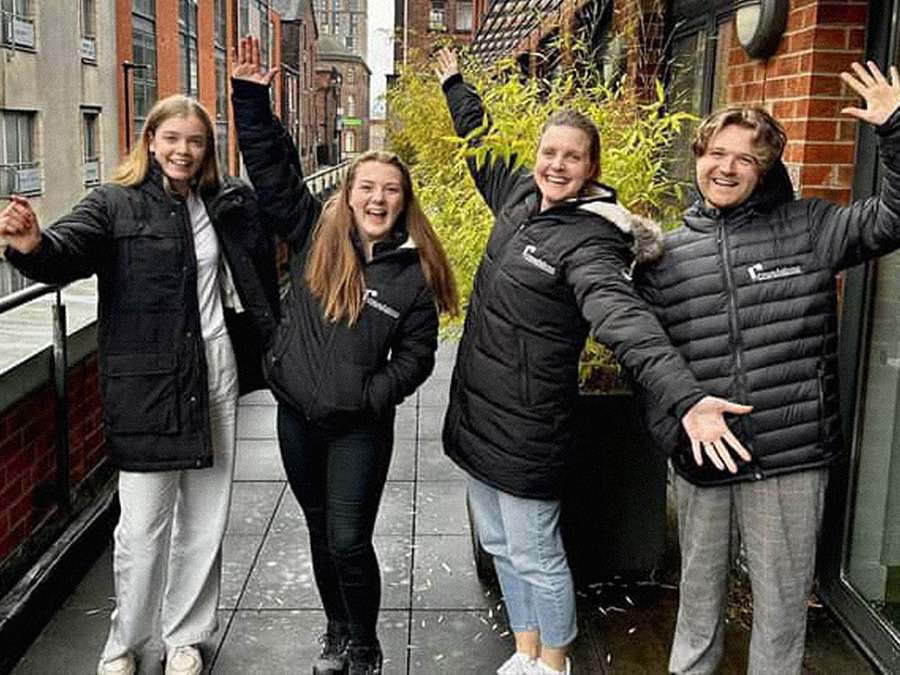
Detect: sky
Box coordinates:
(367, 1, 395, 119)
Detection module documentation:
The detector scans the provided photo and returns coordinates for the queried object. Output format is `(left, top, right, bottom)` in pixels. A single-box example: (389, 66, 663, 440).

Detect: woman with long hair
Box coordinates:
(231, 37, 457, 675)
(0, 96, 278, 675)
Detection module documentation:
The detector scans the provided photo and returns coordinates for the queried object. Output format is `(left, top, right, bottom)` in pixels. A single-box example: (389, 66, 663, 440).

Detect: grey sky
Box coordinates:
(367, 2, 394, 118)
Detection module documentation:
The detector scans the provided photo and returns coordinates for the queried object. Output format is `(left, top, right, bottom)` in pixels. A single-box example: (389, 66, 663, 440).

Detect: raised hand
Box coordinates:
(435, 47, 459, 86)
(840, 61, 900, 126)
(681, 396, 753, 474)
(0, 195, 41, 254)
(232, 35, 278, 87)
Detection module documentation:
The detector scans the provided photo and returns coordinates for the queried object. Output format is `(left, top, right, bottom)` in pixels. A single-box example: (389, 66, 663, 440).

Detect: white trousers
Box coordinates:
(102, 335, 238, 661)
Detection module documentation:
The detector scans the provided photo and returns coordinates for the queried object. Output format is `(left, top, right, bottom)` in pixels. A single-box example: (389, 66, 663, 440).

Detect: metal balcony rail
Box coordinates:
(0, 282, 72, 510)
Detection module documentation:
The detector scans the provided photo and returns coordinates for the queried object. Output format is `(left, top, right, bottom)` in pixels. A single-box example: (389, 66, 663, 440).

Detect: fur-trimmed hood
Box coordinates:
(577, 195, 665, 264)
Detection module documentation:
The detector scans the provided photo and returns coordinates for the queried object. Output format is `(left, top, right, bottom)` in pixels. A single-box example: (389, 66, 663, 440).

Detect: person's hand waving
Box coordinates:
(840, 61, 900, 126)
(435, 48, 459, 86)
(232, 35, 279, 87)
(0, 195, 41, 254)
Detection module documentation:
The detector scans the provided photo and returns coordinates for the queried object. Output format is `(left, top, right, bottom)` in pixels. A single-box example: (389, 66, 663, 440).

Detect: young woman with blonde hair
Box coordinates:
(231, 37, 457, 675)
(0, 95, 278, 675)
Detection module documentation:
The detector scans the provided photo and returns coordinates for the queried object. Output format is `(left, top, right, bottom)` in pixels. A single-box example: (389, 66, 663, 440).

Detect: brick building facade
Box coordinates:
(318, 34, 370, 157)
(395, 0, 477, 65)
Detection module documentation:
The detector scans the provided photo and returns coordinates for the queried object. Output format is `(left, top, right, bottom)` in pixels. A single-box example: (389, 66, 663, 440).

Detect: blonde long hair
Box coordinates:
(111, 95, 220, 193)
(304, 151, 458, 325)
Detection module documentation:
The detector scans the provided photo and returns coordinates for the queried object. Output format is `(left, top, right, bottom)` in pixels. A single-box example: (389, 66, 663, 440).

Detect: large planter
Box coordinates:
(563, 391, 667, 584)
(468, 391, 667, 586)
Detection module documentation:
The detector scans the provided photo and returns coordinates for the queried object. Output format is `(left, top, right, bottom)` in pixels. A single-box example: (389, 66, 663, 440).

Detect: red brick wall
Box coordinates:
(723, 1, 869, 203)
(0, 355, 106, 561)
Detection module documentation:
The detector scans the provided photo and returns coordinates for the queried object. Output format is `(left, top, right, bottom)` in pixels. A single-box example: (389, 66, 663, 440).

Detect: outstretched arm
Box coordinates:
(231, 36, 321, 249)
(570, 232, 752, 473)
(3, 191, 112, 285)
(809, 61, 900, 270)
(436, 48, 528, 216)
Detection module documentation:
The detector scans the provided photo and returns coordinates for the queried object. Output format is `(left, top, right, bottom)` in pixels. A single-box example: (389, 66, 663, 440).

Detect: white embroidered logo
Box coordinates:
(747, 262, 803, 282)
(364, 289, 400, 318)
(522, 245, 557, 275)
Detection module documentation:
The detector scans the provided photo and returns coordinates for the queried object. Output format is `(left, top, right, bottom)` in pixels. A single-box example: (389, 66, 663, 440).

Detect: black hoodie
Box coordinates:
(636, 111, 900, 485)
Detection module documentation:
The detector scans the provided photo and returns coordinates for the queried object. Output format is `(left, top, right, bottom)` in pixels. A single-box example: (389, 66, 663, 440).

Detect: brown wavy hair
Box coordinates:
(692, 106, 787, 175)
(304, 151, 459, 325)
(111, 94, 220, 193)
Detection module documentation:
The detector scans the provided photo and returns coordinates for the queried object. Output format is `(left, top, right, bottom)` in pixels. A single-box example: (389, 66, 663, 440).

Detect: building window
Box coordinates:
(80, 0, 96, 61)
(347, 94, 355, 118)
(344, 130, 355, 153)
(132, 0, 158, 139)
(82, 110, 101, 187)
(346, 67, 354, 84)
(0, 111, 40, 197)
(179, 0, 199, 98)
(214, 0, 229, 171)
(1, 0, 35, 50)
(456, 1, 473, 32)
(429, 1, 446, 32)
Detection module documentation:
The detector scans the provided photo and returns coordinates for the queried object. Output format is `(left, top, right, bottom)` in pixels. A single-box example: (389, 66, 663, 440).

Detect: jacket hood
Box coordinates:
(578, 195, 665, 263)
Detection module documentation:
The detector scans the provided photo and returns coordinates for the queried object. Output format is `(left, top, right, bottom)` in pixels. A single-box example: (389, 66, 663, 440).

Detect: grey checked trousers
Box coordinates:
(669, 468, 827, 675)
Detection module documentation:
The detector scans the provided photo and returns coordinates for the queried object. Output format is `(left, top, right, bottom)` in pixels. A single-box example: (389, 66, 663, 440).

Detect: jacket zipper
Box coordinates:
(718, 222, 761, 479)
(175, 198, 211, 466)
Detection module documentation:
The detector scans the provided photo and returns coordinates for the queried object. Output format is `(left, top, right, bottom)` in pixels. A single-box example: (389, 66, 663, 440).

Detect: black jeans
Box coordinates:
(277, 403, 394, 646)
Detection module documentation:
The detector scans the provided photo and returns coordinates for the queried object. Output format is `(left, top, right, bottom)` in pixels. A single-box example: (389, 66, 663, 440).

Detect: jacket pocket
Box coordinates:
(101, 353, 179, 434)
(313, 361, 367, 419)
(112, 221, 182, 308)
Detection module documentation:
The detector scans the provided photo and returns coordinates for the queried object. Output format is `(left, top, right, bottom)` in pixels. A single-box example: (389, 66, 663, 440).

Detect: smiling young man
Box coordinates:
(635, 61, 900, 674)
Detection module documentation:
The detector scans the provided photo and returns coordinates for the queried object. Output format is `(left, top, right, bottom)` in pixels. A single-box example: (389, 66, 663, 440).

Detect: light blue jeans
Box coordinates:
(467, 475, 577, 648)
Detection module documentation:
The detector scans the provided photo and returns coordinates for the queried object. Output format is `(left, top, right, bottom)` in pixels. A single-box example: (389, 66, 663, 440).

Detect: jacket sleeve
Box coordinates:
(231, 78, 321, 250)
(566, 227, 706, 420)
(808, 109, 900, 270)
(364, 286, 439, 416)
(4, 187, 112, 285)
(441, 73, 528, 216)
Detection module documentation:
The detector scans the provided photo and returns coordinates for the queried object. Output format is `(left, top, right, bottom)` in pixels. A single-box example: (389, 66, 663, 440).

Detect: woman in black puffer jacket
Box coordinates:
(435, 49, 747, 675)
(2, 95, 277, 675)
(231, 38, 458, 675)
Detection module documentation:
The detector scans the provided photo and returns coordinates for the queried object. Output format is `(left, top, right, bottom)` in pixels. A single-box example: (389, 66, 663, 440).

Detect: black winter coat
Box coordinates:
(5, 165, 279, 471)
(636, 113, 900, 486)
(231, 79, 438, 424)
(440, 74, 706, 499)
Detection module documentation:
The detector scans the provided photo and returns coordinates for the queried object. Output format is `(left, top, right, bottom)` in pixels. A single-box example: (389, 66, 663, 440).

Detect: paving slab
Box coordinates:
(234, 439, 286, 482)
(236, 404, 277, 440)
(387, 439, 416, 481)
(411, 535, 490, 610)
(220, 534, 264, 610)
(376, 482, 415, 537)
(225, 482, 283, 535)
(416, 439, 464, 481)
(415, 480, 470, 535)
(408, 608, 513, 673)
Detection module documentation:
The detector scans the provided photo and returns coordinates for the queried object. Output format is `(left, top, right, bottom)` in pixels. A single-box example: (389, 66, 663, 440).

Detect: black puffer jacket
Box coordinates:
(440, 74, 706, 499)
(232, 79, 438, 424)
(636, 113, 900, 486)
(5, 165, 279, 471)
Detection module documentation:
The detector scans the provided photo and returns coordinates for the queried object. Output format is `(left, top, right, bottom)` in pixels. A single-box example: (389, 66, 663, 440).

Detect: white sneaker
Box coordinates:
(497, 652, 537, 675)
(530, 656, 572, 675)
(165, 645, 203, 675)
(97, 654, 135, 675)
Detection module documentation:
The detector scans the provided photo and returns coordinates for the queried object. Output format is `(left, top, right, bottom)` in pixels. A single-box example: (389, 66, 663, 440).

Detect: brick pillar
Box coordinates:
(725, 1, 869, 203)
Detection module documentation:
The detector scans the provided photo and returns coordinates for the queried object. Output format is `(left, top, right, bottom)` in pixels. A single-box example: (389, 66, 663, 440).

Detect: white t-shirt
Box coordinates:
(186, 192, 227, 341)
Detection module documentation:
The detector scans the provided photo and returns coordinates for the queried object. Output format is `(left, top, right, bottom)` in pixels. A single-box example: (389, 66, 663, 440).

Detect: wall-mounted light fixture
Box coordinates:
(735, 0, 788, 59)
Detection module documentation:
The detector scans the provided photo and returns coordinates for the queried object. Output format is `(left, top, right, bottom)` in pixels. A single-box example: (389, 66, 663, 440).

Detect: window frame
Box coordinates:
(81, 108, 101, 188)
(0, 109, 41, 198)
(80, 0, 97, 62)
(1, 0, 35, 51)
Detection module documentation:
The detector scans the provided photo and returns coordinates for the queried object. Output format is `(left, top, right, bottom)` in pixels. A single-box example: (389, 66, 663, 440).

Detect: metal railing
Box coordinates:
(304, 160, 350, 197)
(0, 282, 71, 510)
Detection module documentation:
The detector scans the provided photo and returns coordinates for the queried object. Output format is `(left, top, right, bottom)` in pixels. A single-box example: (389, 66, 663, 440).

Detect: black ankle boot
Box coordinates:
(346, 641, 382, 675)
(312, 624, 349, 675)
